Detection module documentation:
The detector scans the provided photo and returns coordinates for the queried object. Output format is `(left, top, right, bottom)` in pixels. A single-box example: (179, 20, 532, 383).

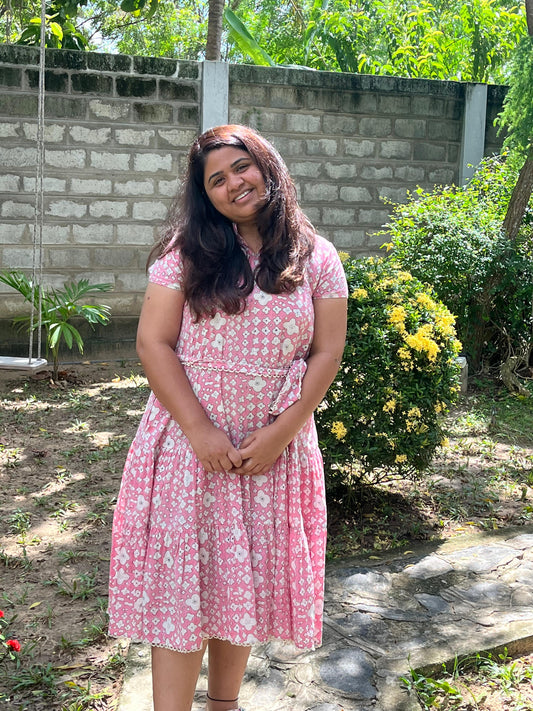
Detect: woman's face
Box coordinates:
(203, 146, 267, 226)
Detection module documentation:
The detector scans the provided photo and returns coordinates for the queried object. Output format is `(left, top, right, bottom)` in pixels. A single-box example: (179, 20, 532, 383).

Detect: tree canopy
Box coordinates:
(5, 0, 528, 84)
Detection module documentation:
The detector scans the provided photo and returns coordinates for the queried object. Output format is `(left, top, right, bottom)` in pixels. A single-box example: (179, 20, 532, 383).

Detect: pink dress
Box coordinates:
(108, 234, 348, 652)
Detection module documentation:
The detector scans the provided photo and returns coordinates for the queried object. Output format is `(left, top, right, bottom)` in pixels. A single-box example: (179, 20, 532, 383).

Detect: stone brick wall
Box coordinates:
(0, 45, 506, 358)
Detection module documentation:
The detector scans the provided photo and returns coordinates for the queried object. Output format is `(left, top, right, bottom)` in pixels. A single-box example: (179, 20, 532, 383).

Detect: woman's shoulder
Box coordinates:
(148, 247, 184, 289)
(306, 234, 348, 298)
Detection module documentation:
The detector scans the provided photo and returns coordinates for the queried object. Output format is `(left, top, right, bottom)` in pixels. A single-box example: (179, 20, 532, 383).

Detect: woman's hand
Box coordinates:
(232, 423, 291, 476)
(187, 421, 243, 473)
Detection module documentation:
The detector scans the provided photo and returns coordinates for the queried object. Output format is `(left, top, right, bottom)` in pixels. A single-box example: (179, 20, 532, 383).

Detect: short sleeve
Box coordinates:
(308, 235, 349, 299)
(148, 249, 184, 291)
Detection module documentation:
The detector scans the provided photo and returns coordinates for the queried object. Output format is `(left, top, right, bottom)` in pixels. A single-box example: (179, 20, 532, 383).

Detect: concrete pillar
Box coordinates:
(459, 83, 488, 185)
(201, 61, 229, 132)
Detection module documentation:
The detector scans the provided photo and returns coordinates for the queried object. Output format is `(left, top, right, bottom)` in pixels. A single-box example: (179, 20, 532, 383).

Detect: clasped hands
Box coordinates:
(188, 421, 291, 477)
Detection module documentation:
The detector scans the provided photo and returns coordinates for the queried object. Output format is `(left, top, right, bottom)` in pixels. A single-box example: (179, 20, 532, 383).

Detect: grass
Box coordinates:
(0, 363, 532, 709)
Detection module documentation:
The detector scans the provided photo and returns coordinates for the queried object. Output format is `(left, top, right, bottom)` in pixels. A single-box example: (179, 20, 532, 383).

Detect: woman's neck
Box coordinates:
(235, 222, 262, 255)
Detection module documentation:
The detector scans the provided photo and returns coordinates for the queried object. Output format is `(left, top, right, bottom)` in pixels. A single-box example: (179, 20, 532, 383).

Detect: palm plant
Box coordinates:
(0, 270, 112, 380)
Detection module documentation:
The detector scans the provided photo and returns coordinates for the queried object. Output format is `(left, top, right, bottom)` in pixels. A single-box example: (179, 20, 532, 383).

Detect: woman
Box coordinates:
(108, 125, 348, 711)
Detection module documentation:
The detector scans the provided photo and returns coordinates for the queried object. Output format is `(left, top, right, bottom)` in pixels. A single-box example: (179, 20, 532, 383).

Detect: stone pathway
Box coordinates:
(118, 525, 533, 711)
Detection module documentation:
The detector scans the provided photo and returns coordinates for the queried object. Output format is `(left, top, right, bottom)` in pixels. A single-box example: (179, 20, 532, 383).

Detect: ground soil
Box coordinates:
(1, 362, 532, 710)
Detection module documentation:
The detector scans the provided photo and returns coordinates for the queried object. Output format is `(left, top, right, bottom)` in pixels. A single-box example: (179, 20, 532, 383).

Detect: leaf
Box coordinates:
(29, 601, 43, 609)
(223, 8, 276, 67)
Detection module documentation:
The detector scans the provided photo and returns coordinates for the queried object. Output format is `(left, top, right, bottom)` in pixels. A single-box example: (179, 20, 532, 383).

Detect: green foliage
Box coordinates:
(496, 33, 533, 155)
(400, 666, 463, 708)
(0, 271, 112, 379)
(381, 155, 533, 371)
(315, 255, 461, 486)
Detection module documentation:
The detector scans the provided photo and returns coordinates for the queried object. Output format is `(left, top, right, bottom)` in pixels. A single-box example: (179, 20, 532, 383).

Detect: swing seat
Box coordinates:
(0, 356, 48, 372)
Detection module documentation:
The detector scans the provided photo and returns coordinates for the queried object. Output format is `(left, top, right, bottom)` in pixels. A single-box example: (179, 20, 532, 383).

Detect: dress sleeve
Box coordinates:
(148, 249, 184, 291)
(308, 235, 349, 299)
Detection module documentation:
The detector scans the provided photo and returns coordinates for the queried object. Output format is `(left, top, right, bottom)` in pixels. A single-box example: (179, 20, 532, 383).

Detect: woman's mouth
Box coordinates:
(234, 189, 252, 202)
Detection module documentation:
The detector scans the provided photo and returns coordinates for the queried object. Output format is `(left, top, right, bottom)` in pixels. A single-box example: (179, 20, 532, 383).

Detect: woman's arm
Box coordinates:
(233, 297, 348, 475)
(136, 283, 242, 472)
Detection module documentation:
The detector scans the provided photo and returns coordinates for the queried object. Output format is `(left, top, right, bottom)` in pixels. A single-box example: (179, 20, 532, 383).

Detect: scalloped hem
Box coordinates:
(109, 631, 319, 654)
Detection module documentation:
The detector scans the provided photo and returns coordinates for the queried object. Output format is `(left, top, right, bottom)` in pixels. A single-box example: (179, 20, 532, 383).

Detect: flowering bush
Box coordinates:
(316, 255, 461, 486)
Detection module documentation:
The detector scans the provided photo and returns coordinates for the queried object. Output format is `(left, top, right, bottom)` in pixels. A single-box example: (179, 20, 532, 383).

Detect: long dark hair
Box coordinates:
(150, 124, 315, 320)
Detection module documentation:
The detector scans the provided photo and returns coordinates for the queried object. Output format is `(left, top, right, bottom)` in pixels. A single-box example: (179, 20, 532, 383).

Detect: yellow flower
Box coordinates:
(331, 421, 347, 440)
(440, 437, 450, 448)
(434, 311, 456, 337)
(351, 288, 368, 299)
(416, 293, 437, 311)
(383, 399, 396, 413)
(407, 407, 421, 418)
(396, 270, 413, 282)
(338, 251, 350, 263)
(405, 328, 440, 362)
(382, 242, 393, 252)
(395, 454, 408, 464)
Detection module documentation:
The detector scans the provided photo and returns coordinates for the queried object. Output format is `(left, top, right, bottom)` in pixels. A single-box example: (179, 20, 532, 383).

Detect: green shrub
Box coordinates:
(316, 255, 461, 486)
(380, 154, 533, 371)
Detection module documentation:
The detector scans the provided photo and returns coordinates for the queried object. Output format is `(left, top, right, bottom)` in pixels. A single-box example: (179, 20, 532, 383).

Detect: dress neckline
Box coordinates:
(233, 223, 261, 257)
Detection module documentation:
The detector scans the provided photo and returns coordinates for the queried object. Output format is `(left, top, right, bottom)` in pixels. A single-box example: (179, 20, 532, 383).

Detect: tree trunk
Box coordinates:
(205, 0, 225, 61)
(502, 150, 533, 240)
(526, 0, 533, 34)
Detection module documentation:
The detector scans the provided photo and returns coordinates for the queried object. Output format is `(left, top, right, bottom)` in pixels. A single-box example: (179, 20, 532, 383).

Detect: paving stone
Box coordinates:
(441, 545, 517, 573)
(404, 555, 454, 579)
(319, 647, 376, 698)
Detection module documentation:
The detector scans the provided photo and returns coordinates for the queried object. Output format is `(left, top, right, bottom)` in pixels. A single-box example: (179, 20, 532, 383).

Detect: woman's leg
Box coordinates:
(206, 640, 251, 711)
(152, 642, 207, 711)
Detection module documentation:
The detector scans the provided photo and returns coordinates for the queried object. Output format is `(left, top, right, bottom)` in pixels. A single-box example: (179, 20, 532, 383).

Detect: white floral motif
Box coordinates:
(282, 338, 294, 355)
(136, 495, 149, 511)
(163, 551, 174, 568)
(241, 612, 255, 630)
(203, 492, 216, 507)
(213, 333, 225, 351)
(283, 318, 299, 335)
(163, 618, 176, 634)
(234, 545, 247, 563)
(254, 290, 272, 305)
(186, 594, 200, 610)
(116, 568, 129, 585)
(117, 548, 129, 565)
(254, 491, 270, 507)
(210, 313, 227, 330)
(249, 375, 266, 392)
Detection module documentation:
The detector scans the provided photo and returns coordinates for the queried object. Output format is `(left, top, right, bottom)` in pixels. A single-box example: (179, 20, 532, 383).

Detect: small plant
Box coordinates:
(316, 255, 461, 487)
(0, 609, 22, 695)
(46, 571, 98, 600)
(0, 271, 112, 380)
(400, 666, 463, 709)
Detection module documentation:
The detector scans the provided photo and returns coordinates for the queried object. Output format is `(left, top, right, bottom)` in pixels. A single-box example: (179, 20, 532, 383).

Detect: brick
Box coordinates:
(157, 179, 178, 197)
(0, 174, 20, 191)
(0, 67, 21, 87)
(394, 165, 425, 182)
(331, 229, 366, 249)
(339, 187, 372, 202)
(72, 223, 114, 243)
(89, 100, 130, 121)
(159, 81, 198, 102)
(286, 113, 321, 133)
(2, 248, 35, 269)
(23, 176, 67, 193)
(133, 153, 172, 173)
(270, 85, 305, 109)
(322, 207, 357, 225)
(116, 272, 149, 291)
(0, 94, 38, 117)
(324, 163, 357, 180)
(379, 186, 409, 203)
(177, 105, 199, 125)
(117, 76, 157, 98)
(90, 151, 130, 171)
(305, 89, 343, 113)
(116, 224, 158, 245)
(69, 125, 112, 144)
(359, 118, 392, 137)
(0, 44, 39, 66)
(289, 162, 322, 178)
(379, 141, 411, 160)
(23, 122, 66, 142)
(0, 146, 37, 168)
(360, 165, 393, 180)
(46, 200, 87, 219)
(394, 119, 426, 138)
(71, 178, 112, 195)
(133, 102, 173, 124)
(45, 149, 86, 169)
(269, 136, 304, 156)
(428, 168, 455, 184)
(306, 139, 339, 157)
(303, 207, 320, 224)
(230, 109, 285, 133)
(177, 62, 199, 80)
(91, 248, 136, 268)
(45, 48, 87, 70)
(411, 96, 446, 117)
(230, 83, 268, 106)
(48, 248, 91, 268)
(87, 52, 131, 73)
(114, 179, 155, 196)
(0, 224, 27, 243)
(413, 143, 446, 161)
(89, 201, 128, 219)
(0, 122, 19, 138)
(341, 92, 378, 114)
(323, 115, 358, 135)
(132, 201, 169, 221)
(303, 183, 338, 201)
(358, 208, 390, 224)
(1, 200, 34, 219)
(26, 69, 68, 93)
(71, 73, 113, 96)
(115, 128, 155, 147)
(158, 128, 196, 148)
(134, 56, 178, 77)
(343, 139, 375, 158)
(378, 95, 411, 114)
(448, 144, 460, 163)
(44, 96, 87, 119)
(428, 120, 461, 141)
(41, 224, 70, 244)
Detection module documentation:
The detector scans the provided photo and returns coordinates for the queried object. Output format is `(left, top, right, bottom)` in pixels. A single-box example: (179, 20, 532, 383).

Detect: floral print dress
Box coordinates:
(108, 234, 348, 652)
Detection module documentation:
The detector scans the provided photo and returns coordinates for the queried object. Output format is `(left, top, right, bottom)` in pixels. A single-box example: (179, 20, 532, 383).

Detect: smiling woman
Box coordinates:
(107, 124, 348, 711)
